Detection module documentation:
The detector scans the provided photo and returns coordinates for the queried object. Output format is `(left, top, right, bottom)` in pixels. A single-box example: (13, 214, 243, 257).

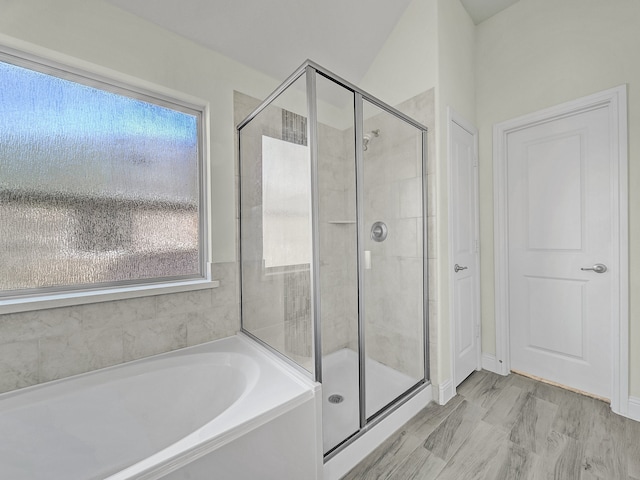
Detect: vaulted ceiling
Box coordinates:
(105, 0, 521, 83)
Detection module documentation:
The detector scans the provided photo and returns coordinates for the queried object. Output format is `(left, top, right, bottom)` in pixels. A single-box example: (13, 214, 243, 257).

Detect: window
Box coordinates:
(0, 51, 206, 301)
(261, 135, 311, 269)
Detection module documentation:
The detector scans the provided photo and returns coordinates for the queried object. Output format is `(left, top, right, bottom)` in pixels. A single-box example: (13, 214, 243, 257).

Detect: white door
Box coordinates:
(507, 106, 612, 399)
(450, 114, 481, 387)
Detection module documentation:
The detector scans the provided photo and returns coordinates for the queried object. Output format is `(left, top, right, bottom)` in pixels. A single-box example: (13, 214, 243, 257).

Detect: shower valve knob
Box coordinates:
(370, 221, 388, 242)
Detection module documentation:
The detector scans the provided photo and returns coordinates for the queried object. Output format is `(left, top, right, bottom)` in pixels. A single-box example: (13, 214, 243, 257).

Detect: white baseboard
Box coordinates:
(628, 396, 640, 422)
(438, 379, 455, 405)
(480, 354, 640, 422)
(482, 353, 500, 374)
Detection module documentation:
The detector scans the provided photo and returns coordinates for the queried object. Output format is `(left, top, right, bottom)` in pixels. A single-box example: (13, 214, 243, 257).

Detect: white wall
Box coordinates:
(476, 0, 640, 396)
(359, 0, 437, 106)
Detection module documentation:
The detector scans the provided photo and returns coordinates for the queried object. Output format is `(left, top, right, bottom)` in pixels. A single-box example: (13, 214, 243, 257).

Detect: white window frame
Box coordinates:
(0, 42, 217, 315)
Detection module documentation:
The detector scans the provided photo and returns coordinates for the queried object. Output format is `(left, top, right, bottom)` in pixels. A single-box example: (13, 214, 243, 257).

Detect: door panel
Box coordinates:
(451, 118, 480, 387)
(507, 106, 612, 399)
(455, 275, 475, 356)
(525, 135, 583, 250)
(525, 276, 585, 358)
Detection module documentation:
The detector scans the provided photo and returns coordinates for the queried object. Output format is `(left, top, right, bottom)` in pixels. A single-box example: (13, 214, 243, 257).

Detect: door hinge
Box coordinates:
(475, 324, 481, 339)
(475, 239, 480, 253)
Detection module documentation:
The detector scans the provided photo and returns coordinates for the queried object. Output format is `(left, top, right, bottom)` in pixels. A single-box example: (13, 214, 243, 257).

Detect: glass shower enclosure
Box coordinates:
(237, 61, 428, 457)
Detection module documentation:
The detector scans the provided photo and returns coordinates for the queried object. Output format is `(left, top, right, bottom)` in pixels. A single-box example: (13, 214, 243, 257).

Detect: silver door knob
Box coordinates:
(454, 264, 468, 273)
(581, 263, 607, 273)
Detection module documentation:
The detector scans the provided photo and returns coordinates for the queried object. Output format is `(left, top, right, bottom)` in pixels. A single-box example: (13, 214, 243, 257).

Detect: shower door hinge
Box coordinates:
(475, 239, 479, 253)
(475, 324, 481, 339)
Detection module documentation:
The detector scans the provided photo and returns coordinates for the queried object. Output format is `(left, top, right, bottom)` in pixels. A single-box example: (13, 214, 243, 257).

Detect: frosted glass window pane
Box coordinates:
(0, 59, 202, 295)
(261, 135, 311, 268)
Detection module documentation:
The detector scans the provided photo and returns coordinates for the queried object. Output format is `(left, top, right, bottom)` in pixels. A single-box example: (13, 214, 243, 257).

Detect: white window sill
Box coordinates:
(0, 279, 220, 315)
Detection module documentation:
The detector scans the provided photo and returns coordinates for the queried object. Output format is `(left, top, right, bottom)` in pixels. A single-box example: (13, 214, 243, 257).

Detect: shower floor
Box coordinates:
(322, 348, 417, 453)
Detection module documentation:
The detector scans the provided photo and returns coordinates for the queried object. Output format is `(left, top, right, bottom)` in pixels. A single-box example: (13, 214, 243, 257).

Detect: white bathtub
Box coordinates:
(0, 335, 322, 480)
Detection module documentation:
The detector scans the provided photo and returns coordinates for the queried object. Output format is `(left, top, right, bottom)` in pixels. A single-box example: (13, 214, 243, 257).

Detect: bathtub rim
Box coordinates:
(106, 333, 320, 480)
(0, 349, 260, 416)
(0, 333, 320, 480)
(0, 332, 314, 402)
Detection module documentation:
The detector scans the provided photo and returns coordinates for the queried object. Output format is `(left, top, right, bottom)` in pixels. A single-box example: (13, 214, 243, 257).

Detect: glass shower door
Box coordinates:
(360, 98, 426, 420)
(314, 73, 360, 454)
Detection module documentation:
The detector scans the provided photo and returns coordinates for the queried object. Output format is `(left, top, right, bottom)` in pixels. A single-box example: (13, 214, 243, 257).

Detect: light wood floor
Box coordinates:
(342, 370, 640, 480)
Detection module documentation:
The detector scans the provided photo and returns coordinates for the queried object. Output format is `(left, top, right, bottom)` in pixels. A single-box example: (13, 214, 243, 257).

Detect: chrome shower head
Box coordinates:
(363, 129, 380, 151)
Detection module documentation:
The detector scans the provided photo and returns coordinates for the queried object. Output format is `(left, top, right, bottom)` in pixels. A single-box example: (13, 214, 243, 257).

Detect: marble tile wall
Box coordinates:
(235, 89, 436, 380)
(317, 121, 359, 356)
(236, 90, 359, 363)
(359, 89, 436, 380)
(236, 94, 286, 339)
(235, 90, 316, 372)
(0, 262, 239, 394)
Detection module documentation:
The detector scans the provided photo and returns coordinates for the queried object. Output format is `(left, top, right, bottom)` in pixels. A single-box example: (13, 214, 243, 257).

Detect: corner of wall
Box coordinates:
(359, 0, 438, 106)
(432, 0, 477, 392)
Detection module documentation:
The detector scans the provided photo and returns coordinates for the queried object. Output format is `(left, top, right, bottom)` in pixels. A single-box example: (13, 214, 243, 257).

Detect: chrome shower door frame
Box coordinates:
(237, 60, 430, 459)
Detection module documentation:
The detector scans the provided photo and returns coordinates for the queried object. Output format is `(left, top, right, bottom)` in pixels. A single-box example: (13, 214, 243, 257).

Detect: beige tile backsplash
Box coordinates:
(0, 262, 239, 394)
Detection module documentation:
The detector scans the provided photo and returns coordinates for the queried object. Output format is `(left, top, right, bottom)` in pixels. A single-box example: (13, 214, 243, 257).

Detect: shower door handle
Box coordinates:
(454, 264, 468, 273)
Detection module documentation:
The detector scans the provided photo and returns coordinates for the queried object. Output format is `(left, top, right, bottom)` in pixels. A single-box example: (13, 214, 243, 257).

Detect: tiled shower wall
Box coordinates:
(317, 121, 359, 356)
(359, 90, 436, 380)
(234, 89, 436, 378)
(235, 91, 360, 361)
(406, 90, 437, 383)
(235, 92, 316, 370)
(404, 90, 437, 383)
(0, 262, 239, 394)
(317, 89, 437, 375)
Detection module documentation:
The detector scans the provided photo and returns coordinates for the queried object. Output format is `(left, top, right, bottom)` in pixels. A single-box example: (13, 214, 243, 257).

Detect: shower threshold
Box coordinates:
(322, 348, 417, 453)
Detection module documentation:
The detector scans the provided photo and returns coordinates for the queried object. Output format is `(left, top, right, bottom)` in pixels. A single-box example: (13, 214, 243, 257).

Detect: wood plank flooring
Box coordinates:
(342, 370, 639, 480)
